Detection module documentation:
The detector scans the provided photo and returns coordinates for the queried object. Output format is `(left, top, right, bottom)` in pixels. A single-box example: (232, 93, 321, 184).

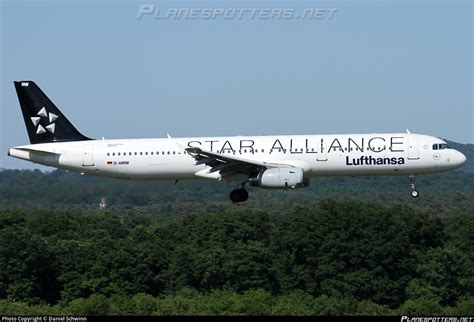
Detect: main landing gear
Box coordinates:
(409, 175, 419, 198)
(230, 188, 248, 203)
(230, 180, 249, 203)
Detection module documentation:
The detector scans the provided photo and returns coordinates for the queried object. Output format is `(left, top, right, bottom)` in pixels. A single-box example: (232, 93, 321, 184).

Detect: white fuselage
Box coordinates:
(8, 133, 466, 182)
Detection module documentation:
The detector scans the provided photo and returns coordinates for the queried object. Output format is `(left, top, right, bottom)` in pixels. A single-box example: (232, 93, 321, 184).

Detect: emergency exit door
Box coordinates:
(407, 138, 419, 160)
(82, 145, 94, 166)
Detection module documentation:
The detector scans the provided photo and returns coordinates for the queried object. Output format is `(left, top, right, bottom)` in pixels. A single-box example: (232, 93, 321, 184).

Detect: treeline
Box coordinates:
(0, 168, 473, 216)
(0, 200, 473, 315)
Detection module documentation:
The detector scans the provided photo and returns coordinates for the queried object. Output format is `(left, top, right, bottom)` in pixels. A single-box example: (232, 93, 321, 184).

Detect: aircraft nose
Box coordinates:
(453, 150, 467, 167)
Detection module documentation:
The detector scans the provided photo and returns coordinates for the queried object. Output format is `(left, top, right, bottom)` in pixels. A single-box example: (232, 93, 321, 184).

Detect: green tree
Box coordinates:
(397, 299, 445, 315)
(271, 200, 443, 307)
(406, 247, 469, 305)
(66, 294, 111, 315)
(0, 224, 60, 304)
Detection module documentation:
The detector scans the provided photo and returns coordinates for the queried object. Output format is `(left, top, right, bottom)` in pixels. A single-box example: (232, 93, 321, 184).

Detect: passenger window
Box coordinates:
(107, 153, 110, 156)
(112, 153, 115, 156)
(140, 152, 143, 155)
(173, 151, 176, 155)
(167, 151, 170, 155)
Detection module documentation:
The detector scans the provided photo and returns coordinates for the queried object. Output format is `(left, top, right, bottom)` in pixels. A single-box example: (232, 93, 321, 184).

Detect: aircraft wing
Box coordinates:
(186, 147, 289, 179)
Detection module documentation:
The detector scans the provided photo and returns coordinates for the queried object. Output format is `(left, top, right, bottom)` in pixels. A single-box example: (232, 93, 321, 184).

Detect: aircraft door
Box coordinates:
(407, 137, 419, 160)
(82, 144, 94, 166)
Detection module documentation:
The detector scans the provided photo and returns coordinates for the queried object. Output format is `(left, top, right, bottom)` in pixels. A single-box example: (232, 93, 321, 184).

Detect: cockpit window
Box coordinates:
(432, 143, 449, 150)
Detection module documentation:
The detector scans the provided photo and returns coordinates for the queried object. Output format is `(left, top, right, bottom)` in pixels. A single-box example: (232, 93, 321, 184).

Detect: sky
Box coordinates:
(0, 0, 472, 169)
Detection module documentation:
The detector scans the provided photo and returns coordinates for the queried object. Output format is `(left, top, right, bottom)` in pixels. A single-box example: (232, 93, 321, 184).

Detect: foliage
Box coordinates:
(0, 144, 473, 316)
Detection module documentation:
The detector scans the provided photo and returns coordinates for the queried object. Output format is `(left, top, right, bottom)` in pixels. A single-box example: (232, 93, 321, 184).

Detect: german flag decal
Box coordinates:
(107, 161, 113, 165)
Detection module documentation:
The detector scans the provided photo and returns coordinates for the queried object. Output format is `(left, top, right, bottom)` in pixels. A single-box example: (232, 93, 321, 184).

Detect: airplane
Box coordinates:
(8, 81, 467, 202)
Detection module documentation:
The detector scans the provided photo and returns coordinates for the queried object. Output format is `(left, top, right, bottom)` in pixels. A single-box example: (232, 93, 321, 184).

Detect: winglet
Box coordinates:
(406, 129, 411, 134)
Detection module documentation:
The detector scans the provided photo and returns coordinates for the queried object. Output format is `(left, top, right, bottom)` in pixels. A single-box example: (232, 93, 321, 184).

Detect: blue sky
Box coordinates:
(1, 0, 472, 169)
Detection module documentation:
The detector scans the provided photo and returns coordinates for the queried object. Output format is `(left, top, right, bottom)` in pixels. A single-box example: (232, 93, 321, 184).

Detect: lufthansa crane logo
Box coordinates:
(30, 107, 58, 135)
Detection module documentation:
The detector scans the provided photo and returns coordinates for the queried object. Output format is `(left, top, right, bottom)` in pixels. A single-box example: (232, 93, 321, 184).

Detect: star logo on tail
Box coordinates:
(30, 107, 58, 135)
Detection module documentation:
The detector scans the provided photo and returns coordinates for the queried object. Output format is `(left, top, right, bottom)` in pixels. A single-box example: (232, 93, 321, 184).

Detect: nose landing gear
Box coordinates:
(409, 175, 419, 198)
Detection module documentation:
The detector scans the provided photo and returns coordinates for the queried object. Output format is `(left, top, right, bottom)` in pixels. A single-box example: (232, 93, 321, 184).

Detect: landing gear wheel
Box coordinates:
(230, 189, 249, 203)
(409, 175, 419, 198)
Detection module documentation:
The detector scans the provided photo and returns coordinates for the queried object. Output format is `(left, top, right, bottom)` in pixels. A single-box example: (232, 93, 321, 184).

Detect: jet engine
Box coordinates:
(249, 168, 309, 189)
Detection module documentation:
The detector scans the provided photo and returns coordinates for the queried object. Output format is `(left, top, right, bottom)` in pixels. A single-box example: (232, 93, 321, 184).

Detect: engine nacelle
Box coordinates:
(249, 168, 309, 189)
